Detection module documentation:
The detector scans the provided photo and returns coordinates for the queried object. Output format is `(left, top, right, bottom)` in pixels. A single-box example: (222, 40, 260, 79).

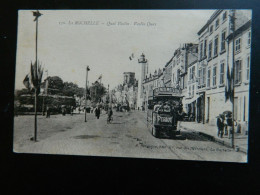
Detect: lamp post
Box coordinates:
(85, 66, 90, 122)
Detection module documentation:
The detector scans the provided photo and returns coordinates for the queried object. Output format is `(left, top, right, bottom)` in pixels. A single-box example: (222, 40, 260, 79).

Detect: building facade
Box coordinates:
(196, 9, 251, 125)
(227, 19, 251, 129)
(135, 10, 251, 131)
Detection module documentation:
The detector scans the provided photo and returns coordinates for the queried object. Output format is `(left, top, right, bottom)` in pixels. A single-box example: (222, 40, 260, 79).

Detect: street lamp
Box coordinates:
(85, 65, 90, 122)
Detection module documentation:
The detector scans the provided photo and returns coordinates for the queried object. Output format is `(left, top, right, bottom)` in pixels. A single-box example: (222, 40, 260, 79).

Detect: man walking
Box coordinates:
(46, 106, 51, 118)
(107, 107, 113, 123)
(95, 106, 101, 119)
(226, 113, 233, 139)
(216, 114, 224, 138)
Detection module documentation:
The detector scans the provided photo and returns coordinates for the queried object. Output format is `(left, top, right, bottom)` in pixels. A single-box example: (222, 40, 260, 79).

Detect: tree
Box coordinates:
(42, 76, 64, 95)
(63, 82, 84, 97)
(89, 81, 107, 103)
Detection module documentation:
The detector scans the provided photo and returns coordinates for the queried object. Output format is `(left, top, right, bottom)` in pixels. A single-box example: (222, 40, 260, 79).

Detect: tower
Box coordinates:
(137, 53, 148, 109)
(123, 72, 135, 86)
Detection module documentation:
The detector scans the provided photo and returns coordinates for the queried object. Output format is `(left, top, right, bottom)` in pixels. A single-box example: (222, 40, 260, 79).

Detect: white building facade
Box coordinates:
(196, 9, 251, 125)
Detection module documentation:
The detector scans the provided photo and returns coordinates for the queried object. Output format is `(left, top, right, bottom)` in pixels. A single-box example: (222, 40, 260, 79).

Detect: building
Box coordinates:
(123, 72, 135, 86)
(226, 18, 251, 129)
(136, 53, 148, 109)
(142, 70, 161, 110)
(112, 72, 138, 109)
(185, 59, 199, 121)
(196, 9, 251, 125)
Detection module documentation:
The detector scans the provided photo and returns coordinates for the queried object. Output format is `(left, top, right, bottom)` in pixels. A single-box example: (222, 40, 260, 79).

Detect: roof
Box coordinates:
(198, 10, 223, 35)
(226, 20, 251, 40)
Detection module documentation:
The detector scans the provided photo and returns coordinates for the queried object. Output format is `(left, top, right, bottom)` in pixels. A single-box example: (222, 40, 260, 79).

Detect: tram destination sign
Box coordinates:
(153, 87, 182, 97)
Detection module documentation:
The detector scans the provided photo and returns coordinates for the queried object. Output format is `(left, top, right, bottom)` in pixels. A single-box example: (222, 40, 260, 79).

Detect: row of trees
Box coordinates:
(15, 76, 108, 112)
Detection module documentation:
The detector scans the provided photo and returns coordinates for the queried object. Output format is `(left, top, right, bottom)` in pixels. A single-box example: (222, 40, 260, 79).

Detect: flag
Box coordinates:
(30, 60, 44, 96)
(129, 53, 134, 60)
(32, 10, 42, 21)
(225, 65, 230, 102)
(230, 66, 234, 104)
(225, 64, 234, 103)
(23, 74, 31, 90)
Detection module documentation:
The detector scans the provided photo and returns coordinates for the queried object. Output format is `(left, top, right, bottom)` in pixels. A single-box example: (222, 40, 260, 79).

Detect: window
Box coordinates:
(235, 37, 241, 52)
(246, 56, 250, 80)
(221, 31, 226, 51)
(207, 68, 211, 87)
(209, 25, 213, 34)
(208, 41, 212, 59)
(220, 63, 225, 84)
(234, 60, 242, 84)
(200, 42, 203, 59)
(189, 86, 191, 97)
(204, 40, 207, 57)
(215, 19, 219, 29)
(192, 85, 195, 96)
(248, 31, 251, 46)
(214, 36, 219, 56)
(213, 66, 217, 86)
(191, 66, 195, 80)
(202, 67, 206, 86)
(198, 69, 202, 85)
(222, 11, 227, 22)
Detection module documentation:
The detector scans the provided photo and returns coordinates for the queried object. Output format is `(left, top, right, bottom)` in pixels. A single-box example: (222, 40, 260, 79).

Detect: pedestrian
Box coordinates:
(46, 106, 51, 118)
(70, 106, 74, 116)
(226, 113, 233, 139)
(216, 114, 224, 138)
(223, 114, 228, 135)
(107, 107, 113, 123)
(95, 106, 101, 119)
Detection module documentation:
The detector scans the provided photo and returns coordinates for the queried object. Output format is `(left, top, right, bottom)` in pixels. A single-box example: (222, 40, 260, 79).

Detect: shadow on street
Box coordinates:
(73, 135, 100, 139)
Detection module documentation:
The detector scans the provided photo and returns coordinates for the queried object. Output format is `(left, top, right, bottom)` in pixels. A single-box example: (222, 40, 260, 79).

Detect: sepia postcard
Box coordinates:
(14, 10, 252, 162)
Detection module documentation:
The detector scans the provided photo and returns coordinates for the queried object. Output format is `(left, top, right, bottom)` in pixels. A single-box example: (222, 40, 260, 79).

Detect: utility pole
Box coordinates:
(85, 66, 90, 122)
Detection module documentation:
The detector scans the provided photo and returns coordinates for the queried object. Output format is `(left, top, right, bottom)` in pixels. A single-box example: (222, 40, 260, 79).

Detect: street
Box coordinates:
(13, 110, 247, 162)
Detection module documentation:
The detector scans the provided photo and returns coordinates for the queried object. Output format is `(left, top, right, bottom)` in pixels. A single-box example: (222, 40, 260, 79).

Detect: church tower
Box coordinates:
(137, 53, 148, 109)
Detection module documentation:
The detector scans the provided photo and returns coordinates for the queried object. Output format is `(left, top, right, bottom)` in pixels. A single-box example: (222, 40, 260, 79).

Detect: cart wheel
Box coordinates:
(152, 127, 160, 138)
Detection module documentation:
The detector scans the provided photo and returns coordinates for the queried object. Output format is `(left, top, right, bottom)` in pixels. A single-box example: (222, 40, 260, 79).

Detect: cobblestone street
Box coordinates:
(13, 110, 247, 162)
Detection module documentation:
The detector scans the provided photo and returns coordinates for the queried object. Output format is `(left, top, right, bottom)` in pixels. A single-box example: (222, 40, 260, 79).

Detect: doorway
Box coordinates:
(207, 97, 210, 123)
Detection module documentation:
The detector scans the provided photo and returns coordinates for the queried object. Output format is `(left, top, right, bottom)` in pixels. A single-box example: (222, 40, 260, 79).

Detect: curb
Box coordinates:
(181, 126, 247, 154)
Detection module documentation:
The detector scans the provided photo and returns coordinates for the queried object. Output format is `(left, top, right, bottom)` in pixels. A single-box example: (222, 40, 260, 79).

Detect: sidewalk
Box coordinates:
(179, 122, 248, 154)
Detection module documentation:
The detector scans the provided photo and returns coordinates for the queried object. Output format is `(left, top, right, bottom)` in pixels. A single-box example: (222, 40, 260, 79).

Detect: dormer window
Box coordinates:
(222, 11, 227, 22)
(215, 19, 219, 29)
(209, 25, 213, 34)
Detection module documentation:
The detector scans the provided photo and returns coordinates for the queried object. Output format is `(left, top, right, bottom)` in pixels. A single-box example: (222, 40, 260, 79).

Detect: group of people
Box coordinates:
(216, 113, 233, 139)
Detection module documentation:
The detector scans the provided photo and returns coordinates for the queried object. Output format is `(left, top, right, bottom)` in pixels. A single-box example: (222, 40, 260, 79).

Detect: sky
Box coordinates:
(15, 10, 215, 90)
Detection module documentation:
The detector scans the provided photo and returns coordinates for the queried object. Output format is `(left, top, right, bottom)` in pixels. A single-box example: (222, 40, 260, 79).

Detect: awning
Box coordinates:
(182, 94, 201, 105)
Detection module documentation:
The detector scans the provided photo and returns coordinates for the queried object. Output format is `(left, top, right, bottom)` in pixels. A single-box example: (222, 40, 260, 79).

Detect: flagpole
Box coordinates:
(34, 12, 39, 142)
(85, 66, 89, 122)
(231, 11, 236, 149)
